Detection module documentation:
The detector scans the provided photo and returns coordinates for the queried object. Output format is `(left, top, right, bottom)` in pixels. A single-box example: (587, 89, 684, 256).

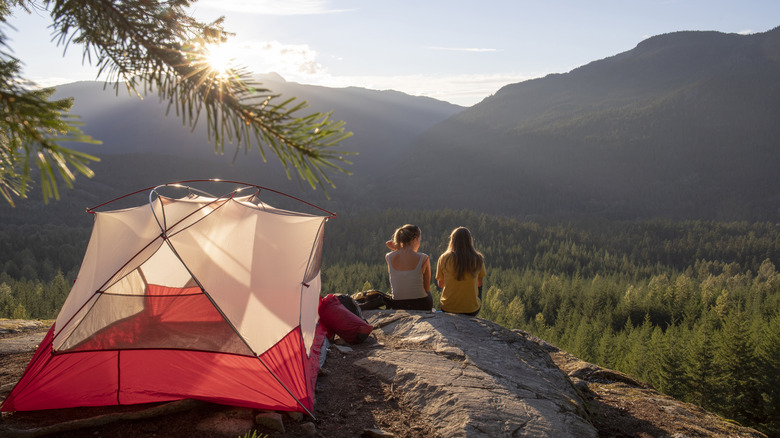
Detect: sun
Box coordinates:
(204, 43, 237, 78)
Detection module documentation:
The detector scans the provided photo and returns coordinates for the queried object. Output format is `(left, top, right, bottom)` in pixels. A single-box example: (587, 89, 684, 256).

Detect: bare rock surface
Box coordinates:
(547, 347, 767, 438)
(357, 310, 597, 438)
(0, 316, 768, 437)
(0, 320, 49, 354)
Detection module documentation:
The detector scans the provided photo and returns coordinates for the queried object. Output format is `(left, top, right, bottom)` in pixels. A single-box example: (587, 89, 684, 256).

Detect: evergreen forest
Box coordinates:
(1, 210, 778, 435)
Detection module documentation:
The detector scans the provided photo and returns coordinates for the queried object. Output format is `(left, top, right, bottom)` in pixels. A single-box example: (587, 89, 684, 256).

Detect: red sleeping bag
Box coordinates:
(318, 294, 373, 344)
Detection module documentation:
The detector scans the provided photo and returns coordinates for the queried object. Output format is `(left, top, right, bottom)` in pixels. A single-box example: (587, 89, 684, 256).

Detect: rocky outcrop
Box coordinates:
(547, 347, 768, 438)
(1, 316, 767, 437)
(356, 310, 597, 437)
(350, 310, 766, 438)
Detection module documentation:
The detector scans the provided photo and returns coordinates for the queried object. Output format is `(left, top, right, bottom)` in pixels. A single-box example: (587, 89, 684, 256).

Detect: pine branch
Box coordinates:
(0, 45, 100, 204)
(46, 0, 353, 191)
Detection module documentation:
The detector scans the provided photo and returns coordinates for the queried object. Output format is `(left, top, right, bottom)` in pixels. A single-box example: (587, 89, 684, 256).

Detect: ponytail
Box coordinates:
(392, 224, 421, 249)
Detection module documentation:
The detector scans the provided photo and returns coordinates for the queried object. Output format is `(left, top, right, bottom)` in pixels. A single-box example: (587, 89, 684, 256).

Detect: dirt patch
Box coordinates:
(308, 334, 436, 438)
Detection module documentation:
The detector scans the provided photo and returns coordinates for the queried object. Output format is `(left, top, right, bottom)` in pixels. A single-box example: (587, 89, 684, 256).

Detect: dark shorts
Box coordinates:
(388, 294, 433, 311)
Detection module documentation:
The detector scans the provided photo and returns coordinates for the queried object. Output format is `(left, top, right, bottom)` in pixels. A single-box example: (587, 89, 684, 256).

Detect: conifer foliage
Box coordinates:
(0, 0, 351, 205)
(1, 210, 778, 434)
(318, 211, 780, 435)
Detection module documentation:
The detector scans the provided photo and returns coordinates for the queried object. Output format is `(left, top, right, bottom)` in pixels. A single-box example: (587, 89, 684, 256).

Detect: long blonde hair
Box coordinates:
(440, 227, 483, 280)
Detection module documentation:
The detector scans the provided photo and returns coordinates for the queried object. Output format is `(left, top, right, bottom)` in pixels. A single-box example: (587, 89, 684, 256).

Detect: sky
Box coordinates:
(6, 0, 780, 106)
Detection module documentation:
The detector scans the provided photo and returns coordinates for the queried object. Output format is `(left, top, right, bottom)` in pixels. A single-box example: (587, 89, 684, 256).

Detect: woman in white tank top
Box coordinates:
(385, 224, 433, 311)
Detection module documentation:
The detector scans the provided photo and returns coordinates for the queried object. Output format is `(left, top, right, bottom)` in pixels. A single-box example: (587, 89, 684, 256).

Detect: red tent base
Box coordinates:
(2, 324, 328, 413)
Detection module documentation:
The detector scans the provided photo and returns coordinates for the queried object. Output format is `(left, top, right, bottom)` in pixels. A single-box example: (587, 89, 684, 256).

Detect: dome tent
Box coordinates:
(1, 181, 331, 417)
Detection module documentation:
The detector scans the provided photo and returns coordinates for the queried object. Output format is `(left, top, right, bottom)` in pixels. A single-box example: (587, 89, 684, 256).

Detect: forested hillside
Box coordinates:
(389, 27, 780, 221)
(0, 76, 463, 228)
(1, 209, 778, 434)
(18, 28, 779, 223)
(46, 77, 464, 211)
(328, 212, 780, 435)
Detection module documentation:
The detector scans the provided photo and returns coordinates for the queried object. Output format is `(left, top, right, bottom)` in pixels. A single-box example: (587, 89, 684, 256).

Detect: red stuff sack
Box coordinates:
(318, 294, 373, 344)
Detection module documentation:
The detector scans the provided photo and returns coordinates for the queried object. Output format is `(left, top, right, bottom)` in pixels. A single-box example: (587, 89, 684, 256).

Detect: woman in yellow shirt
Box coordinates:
(436, 227, 486, 316)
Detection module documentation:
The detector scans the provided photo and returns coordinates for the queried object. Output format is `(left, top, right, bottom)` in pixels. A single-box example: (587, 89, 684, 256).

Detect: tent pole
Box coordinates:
(153, 201, 318, 419)
(254, 355, 318, 420)
(162, 234, 318, 419)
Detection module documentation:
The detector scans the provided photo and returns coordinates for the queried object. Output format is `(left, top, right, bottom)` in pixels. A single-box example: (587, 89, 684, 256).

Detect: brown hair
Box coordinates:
(440, 227, 483, 280)
(392, 224, 421, 248)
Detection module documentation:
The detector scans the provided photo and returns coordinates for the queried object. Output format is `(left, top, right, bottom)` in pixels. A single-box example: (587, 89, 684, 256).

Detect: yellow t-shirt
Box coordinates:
(436, 255, 486, 314)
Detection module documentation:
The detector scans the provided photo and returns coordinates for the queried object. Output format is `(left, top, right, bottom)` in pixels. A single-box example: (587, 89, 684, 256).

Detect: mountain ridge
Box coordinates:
(389, 26, 780, 220)
(9, 26, 780, 223)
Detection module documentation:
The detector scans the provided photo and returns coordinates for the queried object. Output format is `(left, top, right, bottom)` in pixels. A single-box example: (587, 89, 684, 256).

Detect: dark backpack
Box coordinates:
(336, 294, 364, 319)
(351, 290, 390, 311)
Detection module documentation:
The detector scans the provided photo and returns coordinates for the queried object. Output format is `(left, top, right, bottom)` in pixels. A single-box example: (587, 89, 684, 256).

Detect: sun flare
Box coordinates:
(204, 43, 237, 77)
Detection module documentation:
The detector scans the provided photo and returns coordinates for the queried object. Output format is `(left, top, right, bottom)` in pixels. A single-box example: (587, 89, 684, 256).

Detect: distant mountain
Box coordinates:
(8, 76, 464, 223)
(7, 27, 780, 225)
(0, 77, 461, 226)
(54, 75, 463, 170)
(390, 27, 780, 221)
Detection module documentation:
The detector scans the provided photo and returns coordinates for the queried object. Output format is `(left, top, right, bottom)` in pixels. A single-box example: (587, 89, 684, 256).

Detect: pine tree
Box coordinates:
(1, 0, 351, 205)
(754, 313, 780, 435)
(596, 324, 616, 368)
(712, 308, 762, 425)
(533, 312, 548, 337)
(11, 302, 27, 319)
(44, 270, 70, 318)
(479, 286, 503, 321)
(572, 318, 597, 363)
(682, 319, 716, 409)
(647, 324, 685, 398)
(627, 314, 654, 381)
(0, 282, 14, 317)
(503, 295, 526, 329)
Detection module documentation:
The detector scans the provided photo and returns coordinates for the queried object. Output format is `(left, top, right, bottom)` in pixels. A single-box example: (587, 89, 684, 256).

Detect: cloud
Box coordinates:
(427, 47, 502, 53)
(196, 37, 523, 106)
(221, 40, 537, 106)
(222, 40, 328, 79)
(26, 76, 80, 88)
(737, 29, 754, 35)
(300, 72, 542, 107)
(198, 0, 350, 15)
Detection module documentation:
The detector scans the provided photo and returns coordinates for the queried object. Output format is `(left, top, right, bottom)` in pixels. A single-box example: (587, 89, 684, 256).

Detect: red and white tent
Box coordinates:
(1, 181, 330, 416)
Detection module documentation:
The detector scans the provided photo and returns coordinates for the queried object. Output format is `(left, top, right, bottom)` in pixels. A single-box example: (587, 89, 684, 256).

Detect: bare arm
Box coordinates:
(436, 258, 444, 288)
(422, 255, 431, 293)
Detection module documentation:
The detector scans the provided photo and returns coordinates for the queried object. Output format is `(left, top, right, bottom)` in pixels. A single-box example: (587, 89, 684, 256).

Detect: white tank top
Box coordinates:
(386, 252, 428, 300)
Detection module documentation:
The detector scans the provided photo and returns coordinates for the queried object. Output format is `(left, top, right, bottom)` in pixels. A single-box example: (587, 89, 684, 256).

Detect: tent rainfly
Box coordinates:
(1, 181, 332, 416)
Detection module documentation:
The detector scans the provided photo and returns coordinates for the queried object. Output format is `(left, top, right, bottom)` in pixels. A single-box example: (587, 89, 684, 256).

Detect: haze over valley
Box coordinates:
(3, 26, 779, 226)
